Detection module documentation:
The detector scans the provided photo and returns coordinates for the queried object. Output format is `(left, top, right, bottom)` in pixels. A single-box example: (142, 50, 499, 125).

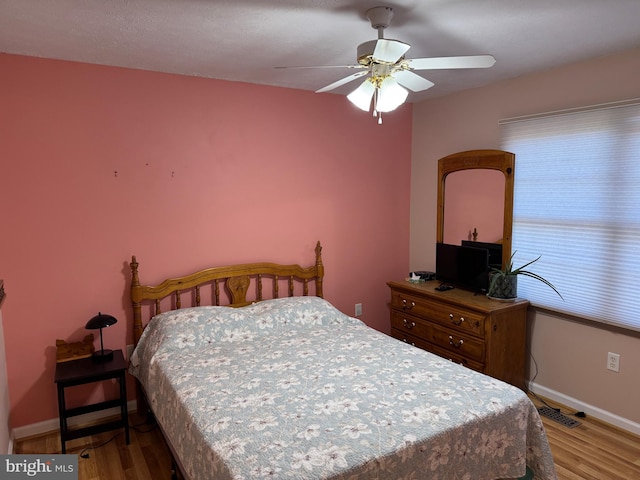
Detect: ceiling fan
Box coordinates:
(281, 6, 495, 123)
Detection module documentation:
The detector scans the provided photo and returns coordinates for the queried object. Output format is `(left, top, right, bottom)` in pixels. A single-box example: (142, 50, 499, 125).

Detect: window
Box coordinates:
(501, 100, 640, 332)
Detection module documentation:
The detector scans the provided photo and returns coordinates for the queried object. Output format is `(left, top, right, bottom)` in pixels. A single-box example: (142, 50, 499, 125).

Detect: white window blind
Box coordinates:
(501, 100, 640, 332)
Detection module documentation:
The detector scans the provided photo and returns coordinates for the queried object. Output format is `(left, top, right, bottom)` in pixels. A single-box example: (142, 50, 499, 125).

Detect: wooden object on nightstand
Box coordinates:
(56, 334, 95, 363)
(387, 280, 529, 389)
(54, 349, 129, 453)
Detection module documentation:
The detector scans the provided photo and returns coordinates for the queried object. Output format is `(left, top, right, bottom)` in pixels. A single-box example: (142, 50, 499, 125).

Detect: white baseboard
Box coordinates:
(529, 382, 640, 436)
(11, 400, 137, 443)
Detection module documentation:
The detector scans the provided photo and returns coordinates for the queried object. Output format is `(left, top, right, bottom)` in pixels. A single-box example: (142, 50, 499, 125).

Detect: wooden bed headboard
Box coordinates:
(130, 241, 325, 345)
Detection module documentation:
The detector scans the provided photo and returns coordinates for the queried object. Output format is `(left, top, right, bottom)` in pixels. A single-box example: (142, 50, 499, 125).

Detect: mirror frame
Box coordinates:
(436, 149, 515, 270)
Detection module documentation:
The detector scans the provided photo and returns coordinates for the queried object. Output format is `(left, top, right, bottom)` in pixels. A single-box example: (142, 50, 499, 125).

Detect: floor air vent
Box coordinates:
(538, 406, 581, 428)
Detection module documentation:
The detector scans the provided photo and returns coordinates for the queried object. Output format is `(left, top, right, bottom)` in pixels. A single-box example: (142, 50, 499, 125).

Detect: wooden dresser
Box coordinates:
(387, 280, 529, 389)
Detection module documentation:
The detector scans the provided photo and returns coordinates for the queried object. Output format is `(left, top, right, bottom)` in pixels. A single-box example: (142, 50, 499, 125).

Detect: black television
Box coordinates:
(461, 241, 503, 268)
(435, 243, 459, 286)
(436, 243, 490, 293)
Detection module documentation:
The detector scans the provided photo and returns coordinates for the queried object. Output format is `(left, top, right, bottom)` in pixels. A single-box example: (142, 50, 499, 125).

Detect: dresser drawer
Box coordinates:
(390, 311, 432, 340)
(390, 329, 484, 372)
(391, 311, 485, 364)
(427, 343, 484, 372)
(390, 328, 432, 350)
(429, 324, 485, 363)
(390, 290, 485, 337)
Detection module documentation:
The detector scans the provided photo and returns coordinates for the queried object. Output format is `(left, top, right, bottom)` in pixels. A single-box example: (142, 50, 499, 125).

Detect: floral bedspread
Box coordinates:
(130, 296, 556, 480)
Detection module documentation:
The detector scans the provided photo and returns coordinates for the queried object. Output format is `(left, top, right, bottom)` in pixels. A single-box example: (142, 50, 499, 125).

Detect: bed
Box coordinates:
(128, 242, 557, 480)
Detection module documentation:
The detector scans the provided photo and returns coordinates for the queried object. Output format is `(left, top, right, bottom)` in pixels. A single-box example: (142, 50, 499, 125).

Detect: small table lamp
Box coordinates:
(85, 312, 118, 362)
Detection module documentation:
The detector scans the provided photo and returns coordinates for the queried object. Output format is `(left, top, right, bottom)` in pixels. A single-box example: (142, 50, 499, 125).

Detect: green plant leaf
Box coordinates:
(489, 251, 563, 300)
(510, 255, 541, 275)
(517, 271, 564, 300)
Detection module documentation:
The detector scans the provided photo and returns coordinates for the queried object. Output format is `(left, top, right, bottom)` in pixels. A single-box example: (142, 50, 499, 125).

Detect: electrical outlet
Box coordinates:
(607, 352, 620, 372)
(355, 303, 363, 317)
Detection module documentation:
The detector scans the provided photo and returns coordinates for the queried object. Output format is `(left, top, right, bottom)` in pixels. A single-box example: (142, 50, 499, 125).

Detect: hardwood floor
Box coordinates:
(529, 396, 640, 480)
(14, 399, 640, 480)
(14, 413, 174, 480)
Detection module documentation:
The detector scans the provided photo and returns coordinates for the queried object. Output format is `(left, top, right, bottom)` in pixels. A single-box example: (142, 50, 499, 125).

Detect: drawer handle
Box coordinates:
(403, 318, 416, 329)
(401, 299, 415, 310)
(449, 313, 465, 326)
(448, 335, 464, 348)
(402, 338, 416, 347)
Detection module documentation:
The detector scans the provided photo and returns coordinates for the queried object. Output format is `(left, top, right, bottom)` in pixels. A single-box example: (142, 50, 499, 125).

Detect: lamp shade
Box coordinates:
(85, 312, 117, 361)
(347, 79, 376, 111)
(85, 312, 117, 330)
(376, 77, 408, 113)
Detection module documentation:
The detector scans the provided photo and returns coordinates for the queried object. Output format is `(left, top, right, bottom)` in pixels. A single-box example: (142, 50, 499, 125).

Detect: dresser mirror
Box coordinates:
(436, 150, 515, 269)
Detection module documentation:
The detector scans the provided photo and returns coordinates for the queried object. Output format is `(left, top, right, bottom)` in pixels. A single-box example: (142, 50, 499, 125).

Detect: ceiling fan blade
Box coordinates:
(347, 80, 376, 111)
(275, 65, 362, 70)
(373, 39, 411, 63)
(393, 70, 434, 92)
(316, 71, 369, 93)
(406, 55, 496, 70)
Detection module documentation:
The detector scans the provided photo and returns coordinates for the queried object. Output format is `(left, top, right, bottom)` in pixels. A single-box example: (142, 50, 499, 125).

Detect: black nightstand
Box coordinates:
(54, 349, 130, 453)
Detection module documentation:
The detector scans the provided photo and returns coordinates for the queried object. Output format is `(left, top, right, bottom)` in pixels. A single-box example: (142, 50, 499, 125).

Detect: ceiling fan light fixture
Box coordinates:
(376, 76, 408, 112)
(293, 5, 496, 124)
(347, 79, 376, 111)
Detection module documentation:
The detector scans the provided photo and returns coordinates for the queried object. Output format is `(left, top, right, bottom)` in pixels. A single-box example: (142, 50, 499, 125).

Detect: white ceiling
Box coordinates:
(2, 0, 640, 103)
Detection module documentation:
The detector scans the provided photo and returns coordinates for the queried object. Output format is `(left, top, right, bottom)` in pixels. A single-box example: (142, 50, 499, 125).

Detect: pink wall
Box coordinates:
(0, 53, 412, 429)
(443, 169, 504, 245)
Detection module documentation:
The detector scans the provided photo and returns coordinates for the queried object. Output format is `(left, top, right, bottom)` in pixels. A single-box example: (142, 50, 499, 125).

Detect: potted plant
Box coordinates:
(487, 252, 563, 300)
